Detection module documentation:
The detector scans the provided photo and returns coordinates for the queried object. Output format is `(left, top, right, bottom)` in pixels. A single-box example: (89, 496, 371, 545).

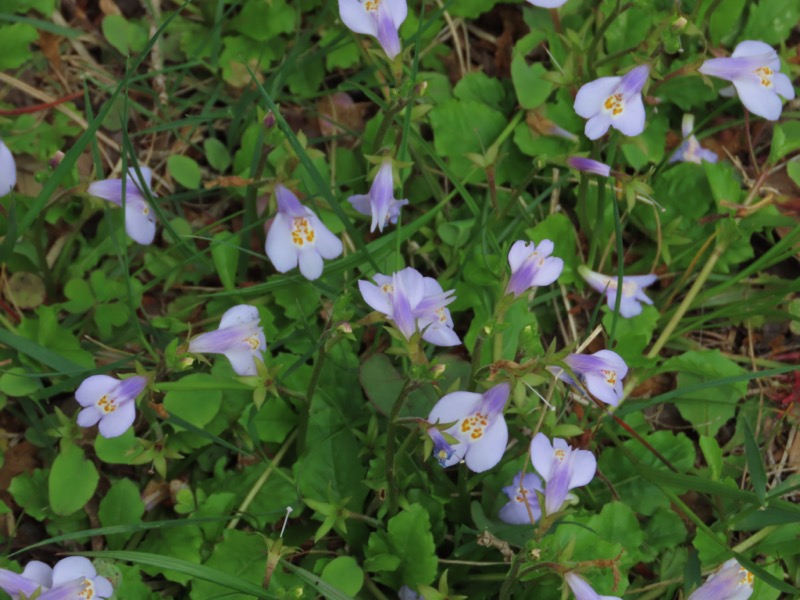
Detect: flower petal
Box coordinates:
(308, 214, 343, 260)
(421, 324, 461, 346)
(220, 304, 260, 329)
(528, 0, 568, 6)
(574, 77, 621, 118)
(21, 561, 53, 588)
(428, 391, 482, 427)
(376, 1, 401, 59)
(0, 140, 17, 198)
(359, 279, 393, 314)
(338, 0, 378, 35)
(530, 433, 556, 482)
(265, 214, 299, 273)
(567, 449, 597, 489)
(585, 113, 612, 140)
(98, 400, 136, 438)
(0, 568, 45, 598)
(583, 372, 621, 405)
(508, 240, 533, 273)
(52, 558, 95, 587)
(348, 193, 372, 216)
(275, 185, 307, 217)
(77, 406, 103, 427)
(224, 349, 261, 376)
(618, 64, 650, 97)
(612, 93, 646, 137)
(75, 375, 119, 407)
(298, 248, 324, 280)
(530, 257, 565, 287)
(123, 198, 156, 245)
(772, 72, 796, 100)
(464, 415, 507, 472)
(385, 0, 408, 26)
(732, 40, 778, 65)
(94, 576, 114, 599)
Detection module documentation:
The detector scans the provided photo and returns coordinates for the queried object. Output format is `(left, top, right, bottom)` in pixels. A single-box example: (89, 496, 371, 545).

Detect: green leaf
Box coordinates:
(203, 138, 231, 172)
(709, 0, 746, 45)
(163, 374, 223, 430)
(95, 428, 139, 464)
(699, 435, 723, 480)
(511, 57, 553, 110)
(9, 469, 50, 521)
(661, 350, 747, 437)
(98, 479, 145, 550)
(0, 23, 37, 69)
(704, 160, 743, 206)
(0, 367, 41, 397)
(743, 0, 800, 45)
(101, 15, 147, 55)
(769, 122, 800, 164)
(454, 72, 506, 110)
(365, 504, 437, 588)
(167, 155, 202, 189)
(743, 420, 767, 503)
(48, 444, 100, 516)
(190, 530, 266, 600)
(787, 160, 800, 187)
(210, 232, 240, 291)
(320, 556, 364, 596)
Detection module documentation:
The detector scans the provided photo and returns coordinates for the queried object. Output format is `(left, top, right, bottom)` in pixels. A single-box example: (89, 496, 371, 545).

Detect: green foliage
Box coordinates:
(48, 444, 100, 516)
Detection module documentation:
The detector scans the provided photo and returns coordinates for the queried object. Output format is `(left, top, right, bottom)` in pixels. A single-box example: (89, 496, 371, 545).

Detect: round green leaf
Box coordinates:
(49, 444, 99, 516)
(321, 556, 364, 596)
(167, 155, 202, 189)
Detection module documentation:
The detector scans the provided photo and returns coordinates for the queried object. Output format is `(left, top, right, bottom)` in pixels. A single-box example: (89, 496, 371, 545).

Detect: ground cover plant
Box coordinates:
(0, 0, 799, 598)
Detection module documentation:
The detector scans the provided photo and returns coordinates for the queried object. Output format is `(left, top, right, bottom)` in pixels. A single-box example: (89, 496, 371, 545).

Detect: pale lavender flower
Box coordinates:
(530, 433, 596, 515)
(528, 0, 568, 6)
(670, 114, 719, 164)
(687, 559, 754, 600)
(348, 159, 408, 232)
(398, 586, 421, 600)
(574, 65, 650, 140)
(427, 382, 509, 473)
(499, 471, 543, 524)
(359, 266, 460, 346)
(188, 304, 266, 376)
(698, 41, 795, 121)
(567, 156, 611, 177)
(564, 572, 622, 600)
(88, 167, 157, 245)
(265, 185, 343, 281)
(579, 266, 657, 318)
(338, 0, 407, 60)
(506, 239, 564, 297)
(76, 374, 147, 438)
(0, 139, 17, 197)
(550, 349, 628, 406)
(1, 557, 113, 600)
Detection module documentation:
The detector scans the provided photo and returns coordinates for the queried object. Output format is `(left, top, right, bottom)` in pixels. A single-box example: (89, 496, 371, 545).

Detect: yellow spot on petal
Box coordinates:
(291, 217, 315, 248)
(365, 0, 381, 10)
(96, 394, 117, 414)
(245, 336, 261, 350)
(603, 93, 624, 116)
(602, 369, 617, 385)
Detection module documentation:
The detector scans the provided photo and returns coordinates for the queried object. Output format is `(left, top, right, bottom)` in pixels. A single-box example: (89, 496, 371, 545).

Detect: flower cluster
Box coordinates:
(359, 266, 460, 346)
(0, 557, 114, 600)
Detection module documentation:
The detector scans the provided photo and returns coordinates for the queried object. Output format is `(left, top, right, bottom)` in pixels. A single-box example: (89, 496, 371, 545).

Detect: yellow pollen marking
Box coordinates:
(381, 283, 394, 294)
(739, 568, 753, 585)
(142, 205, 150, 215)
(460, 412, 489, 439)
(78, 578, 95, 599)
(603, 93, 624, 116)
(554, 449, 566, 461)
(245, 336, 260, 350)
(755, 66, 774, 88)
(290, 217, 315, 247)
(364, 0, 380, 10)
(97, 394, 117, 414)
(602, 369, 617, 385)
(436, 307, 447, 323)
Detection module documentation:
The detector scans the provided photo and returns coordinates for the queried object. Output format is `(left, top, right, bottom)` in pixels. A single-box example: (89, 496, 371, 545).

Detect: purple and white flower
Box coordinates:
(567, 156, 611, 177)
(551, 349, 628, 406)
(75, 374, 147, 438)
(348, 159, 408, 233)
(506, 239, 564, 297)
(188, 304, 266, 376)
(698, 41, 795, 121)
(498, 471, 543, 524)
(530, 433, 596, 515)
(88, 167, 157, 245)
(564, 572, 622, 600)
(265, 185, 343, 281)
(527, 0, 568, 6)
(574, 64, 650, 140)
(670, 114, 718, 164)
(1, 557, 114, 600)
(579, 266, 657, 318)
(427, 382, 509, 473)
(0, 139, 17, 197)
(338, 0, 407, 60)
(359, 266, 460, 346)
(687, 559, 754, 600)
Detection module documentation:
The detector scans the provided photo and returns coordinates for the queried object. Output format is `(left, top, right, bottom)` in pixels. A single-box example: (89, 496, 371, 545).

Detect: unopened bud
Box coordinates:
(49, 150, 65, 169)
(263, 111, 276, 129)
(337, 321, 353, 334)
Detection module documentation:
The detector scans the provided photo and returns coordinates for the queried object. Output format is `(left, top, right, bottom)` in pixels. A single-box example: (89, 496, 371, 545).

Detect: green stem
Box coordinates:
(385, 379, 416, 515)
(469, 331, 487, 392)
(587, 0, 628, 79)
(297, 342, 327, 454)
(498, 551, 524, 600)
(371, 100, 407, 154)
(227, 430, 296, 530)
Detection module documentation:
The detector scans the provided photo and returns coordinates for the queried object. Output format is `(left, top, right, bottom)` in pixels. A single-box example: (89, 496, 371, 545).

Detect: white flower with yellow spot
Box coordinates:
(188, 304, 266, 376)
